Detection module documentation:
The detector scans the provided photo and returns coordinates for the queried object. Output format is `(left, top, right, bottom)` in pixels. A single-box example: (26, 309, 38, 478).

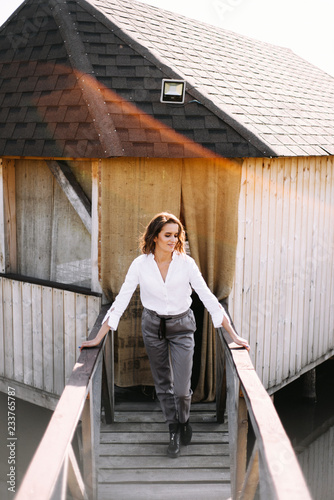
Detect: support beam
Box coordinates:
(0, 159, 6, 272)
(46, 160, 92, 234)
(239, 443, 259, 500)
(91, 160, 102, 294)
(302, 368, 317, 403)
(68, 445, 89, 500)
(2, 159, 17, 273)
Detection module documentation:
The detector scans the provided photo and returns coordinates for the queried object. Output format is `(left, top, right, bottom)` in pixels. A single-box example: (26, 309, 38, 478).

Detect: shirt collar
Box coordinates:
(149, 251, 176, 261)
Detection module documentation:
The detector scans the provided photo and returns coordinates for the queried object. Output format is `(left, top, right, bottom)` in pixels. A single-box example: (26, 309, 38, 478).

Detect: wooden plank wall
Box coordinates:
(0, 276, 101, 399)
(15, 159, 92, 288)
(230, 156, 334, 392)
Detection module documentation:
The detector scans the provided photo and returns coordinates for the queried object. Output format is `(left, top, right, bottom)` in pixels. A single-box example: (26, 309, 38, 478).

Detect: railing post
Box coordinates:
(226, 348, 239, 500)
(101, 329, 115, 424)
(224, 339, 248, 500)
(82, 353, 103, 499)
(235, 392, 248, 499)
(216, 329, 227, 423)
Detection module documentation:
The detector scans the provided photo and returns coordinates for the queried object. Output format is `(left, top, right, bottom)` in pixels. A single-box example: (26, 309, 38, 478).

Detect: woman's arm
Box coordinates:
(79, 258, 141, 350)
(188, 257, 249, 349)
(222, 314, 250, 350)
(79, 320, 110, 351)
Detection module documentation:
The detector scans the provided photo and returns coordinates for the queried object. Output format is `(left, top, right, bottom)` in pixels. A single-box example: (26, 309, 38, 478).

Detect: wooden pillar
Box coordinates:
(1, 159, 17, 273)
(0, 158, 5, 272)
(301, 368, 317, 403)
(91, 160, 102, 295)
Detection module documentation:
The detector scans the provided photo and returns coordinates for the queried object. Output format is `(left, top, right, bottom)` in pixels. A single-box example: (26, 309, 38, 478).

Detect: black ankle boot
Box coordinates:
(180, 419, 192, 445)
(167, 423, 180, 458)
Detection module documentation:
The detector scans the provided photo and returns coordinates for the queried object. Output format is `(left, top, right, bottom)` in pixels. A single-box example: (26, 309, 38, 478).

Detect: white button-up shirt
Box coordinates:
(103, 252, 227, 330)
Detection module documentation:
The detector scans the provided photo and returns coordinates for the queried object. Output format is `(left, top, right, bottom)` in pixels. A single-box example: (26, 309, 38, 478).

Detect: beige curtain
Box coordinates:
(101, 157, 182, 386)
(100, 156, 241, 398)
(182, 158, 242, 401)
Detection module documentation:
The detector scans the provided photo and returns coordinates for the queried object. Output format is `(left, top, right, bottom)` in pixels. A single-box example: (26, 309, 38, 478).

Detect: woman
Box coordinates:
(80, 212, 249, 458)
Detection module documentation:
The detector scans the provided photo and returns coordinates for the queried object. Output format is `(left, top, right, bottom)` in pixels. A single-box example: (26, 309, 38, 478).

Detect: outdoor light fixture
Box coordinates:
(160, 79, 186, 104)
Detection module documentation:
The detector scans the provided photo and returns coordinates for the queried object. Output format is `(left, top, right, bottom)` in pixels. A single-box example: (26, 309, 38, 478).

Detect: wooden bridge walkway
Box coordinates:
(15, 307, 312, 500)
(98, 399, 231, 500)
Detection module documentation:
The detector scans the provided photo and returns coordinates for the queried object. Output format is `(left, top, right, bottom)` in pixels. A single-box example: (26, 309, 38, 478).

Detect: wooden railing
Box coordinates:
(16, 303, 312, 500)
(0, 275, 101, 402)
(15, 305, 114, 500)
(216, 325, 312, 500)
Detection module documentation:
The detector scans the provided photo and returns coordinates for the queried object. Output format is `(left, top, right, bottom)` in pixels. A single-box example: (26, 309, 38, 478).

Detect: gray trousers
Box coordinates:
(141, 308, 196, 425)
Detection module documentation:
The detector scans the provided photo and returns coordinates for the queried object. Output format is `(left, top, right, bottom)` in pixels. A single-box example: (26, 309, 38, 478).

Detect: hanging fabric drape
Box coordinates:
(182, 157, 242, 401)
(100, 156, 241, 397)
(101, 157, 182, 386)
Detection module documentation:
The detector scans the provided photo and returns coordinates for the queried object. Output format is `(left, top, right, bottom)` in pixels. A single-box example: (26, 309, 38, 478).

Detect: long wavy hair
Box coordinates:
(140, 212, 186, 255)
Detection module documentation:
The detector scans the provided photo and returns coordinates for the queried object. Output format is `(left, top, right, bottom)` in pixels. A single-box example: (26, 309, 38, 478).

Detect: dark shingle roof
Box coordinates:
(0, 0, 333, 158)
(92, 0, 334, 156)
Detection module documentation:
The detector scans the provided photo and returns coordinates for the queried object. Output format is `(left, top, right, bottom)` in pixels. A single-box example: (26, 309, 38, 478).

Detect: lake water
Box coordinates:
(0, 390, 52, 500)
(274, 358, 334, 500)
(0, 358, 333, 499)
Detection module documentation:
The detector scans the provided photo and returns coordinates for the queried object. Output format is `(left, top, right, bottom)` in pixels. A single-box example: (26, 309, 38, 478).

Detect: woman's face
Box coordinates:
(154, 223, 179, 254)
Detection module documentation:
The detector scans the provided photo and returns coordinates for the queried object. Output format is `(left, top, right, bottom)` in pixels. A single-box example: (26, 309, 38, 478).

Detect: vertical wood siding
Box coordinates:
(15, 159, 92, 288)
(0, 277, 101, 396)
(230, 157, 334, 391)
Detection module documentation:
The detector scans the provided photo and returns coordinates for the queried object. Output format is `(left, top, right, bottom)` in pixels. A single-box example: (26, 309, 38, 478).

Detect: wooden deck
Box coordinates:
(98, 399, 231, 500)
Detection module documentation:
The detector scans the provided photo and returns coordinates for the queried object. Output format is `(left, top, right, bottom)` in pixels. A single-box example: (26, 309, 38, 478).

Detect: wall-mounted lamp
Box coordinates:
(160, 79, 186, 104)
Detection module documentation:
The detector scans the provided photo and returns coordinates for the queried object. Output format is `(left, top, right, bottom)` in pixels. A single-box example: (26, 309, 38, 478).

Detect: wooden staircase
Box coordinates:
(98, 400, 231, 500)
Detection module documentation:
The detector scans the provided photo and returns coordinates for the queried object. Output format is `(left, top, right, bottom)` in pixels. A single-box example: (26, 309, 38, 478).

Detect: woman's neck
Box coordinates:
(154, 249, 173, 264)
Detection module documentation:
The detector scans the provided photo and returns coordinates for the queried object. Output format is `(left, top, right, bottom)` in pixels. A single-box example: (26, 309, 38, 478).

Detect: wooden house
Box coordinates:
(0, 0, 334, 408)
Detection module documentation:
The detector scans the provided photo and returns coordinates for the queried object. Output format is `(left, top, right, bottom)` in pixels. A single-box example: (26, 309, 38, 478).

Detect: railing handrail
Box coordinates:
(15, 305, 111, 500)
(217, 327, 312, 500)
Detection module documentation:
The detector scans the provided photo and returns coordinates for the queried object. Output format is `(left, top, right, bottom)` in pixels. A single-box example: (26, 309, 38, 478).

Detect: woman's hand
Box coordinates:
(229, 332, 250, 350)
(79, 337, 102, 350)
(79, 321, 110, 351)
(222, 315, 250, 351)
